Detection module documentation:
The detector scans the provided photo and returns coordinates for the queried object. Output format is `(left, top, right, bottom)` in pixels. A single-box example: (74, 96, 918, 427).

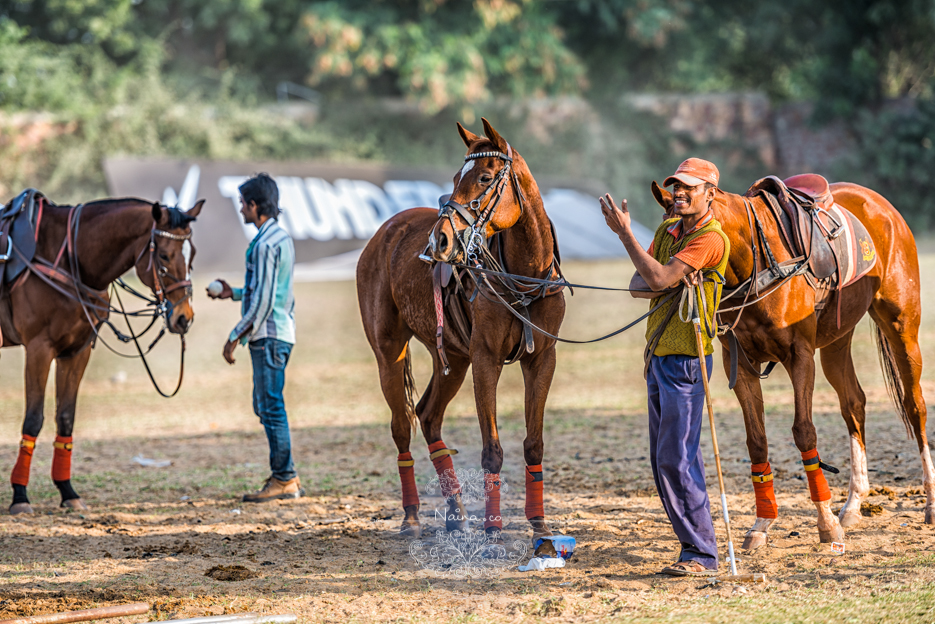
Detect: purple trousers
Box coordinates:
(646, 353, 719, 570)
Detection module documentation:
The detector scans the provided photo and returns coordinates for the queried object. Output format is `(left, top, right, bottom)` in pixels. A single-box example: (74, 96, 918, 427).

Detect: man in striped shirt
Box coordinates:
(209, 173, 303, 502)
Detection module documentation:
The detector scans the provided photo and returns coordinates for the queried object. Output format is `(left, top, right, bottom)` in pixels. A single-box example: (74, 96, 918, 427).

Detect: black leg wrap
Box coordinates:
(54, 479, 80, 503)
(12, 484, 29, 506)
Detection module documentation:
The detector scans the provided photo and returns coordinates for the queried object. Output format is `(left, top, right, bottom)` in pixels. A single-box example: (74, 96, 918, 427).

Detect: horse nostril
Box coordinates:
(177, 315, 190, 332)
(438, 231, 449, 253)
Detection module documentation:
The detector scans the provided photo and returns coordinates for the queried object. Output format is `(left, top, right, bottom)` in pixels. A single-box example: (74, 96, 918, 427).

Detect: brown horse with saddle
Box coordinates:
(652, 173, 932, 547)
(357, 119, 565, 541)
(3, 190, 202, 514)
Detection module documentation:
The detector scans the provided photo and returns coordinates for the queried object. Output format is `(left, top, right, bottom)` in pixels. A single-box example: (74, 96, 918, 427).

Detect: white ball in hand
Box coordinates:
(207, 280, 224, 297)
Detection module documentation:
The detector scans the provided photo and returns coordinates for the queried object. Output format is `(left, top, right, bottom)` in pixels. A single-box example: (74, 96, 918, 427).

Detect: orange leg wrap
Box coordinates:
(11, 435, 37, 487)
(52, 436, 73, 483)
(751, 461, 778, 519)
(484, 473, 502, 530)
(524, 464, 544, 520)
(398, 452, 419, 508)
(428, 440, 460, 498)
(801, 449, 831, 502)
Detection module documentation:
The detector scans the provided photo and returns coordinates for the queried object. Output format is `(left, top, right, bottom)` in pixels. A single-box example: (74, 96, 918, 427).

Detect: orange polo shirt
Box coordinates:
(647, 211, 725, 270)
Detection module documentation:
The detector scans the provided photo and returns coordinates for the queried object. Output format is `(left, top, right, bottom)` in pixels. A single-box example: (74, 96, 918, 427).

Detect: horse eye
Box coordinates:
(479, 174, 493, 183)
(159, 253, 170, 262)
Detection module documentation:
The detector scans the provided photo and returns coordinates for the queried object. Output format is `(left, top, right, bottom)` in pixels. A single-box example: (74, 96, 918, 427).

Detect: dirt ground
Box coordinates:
(1, 258, 935, 623)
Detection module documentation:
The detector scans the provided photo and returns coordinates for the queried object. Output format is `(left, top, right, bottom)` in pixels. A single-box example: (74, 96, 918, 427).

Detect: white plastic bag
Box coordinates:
(518, 557, 566, 572)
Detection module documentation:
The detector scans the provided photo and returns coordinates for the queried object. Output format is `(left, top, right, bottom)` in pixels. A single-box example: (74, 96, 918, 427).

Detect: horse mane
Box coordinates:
(164, 207, 197, 229)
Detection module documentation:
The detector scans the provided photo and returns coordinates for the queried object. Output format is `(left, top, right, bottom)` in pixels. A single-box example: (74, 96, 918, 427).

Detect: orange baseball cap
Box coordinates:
(663, 158, 720, 188)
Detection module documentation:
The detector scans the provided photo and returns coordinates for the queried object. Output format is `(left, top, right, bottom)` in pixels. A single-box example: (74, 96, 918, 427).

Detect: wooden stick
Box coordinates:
(693, 317, 738, 577)
(0, 603, 150, 624)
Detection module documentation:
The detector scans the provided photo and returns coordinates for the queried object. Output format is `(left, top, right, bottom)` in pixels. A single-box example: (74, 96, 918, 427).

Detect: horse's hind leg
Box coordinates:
(52, 347, 93, 510)
(819, 330, 869, 528)
(869, 300, 934, 524)
(9, 341, 54, 514)
(374, 336, 422, 537)
(416, 352, 470, 532)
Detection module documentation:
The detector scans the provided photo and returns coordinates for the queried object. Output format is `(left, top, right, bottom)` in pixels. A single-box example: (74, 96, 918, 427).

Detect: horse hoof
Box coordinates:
(9, 502, 33, 515)
(446, 518, 469, 532)
(839, 510, 862, 528)
(485, 527, 504, 544)
(818, 526, 844, 543)
(924, 507, 935, 525)
(742, 531, 768, 550)
(61, 498, 89, 511)
(400, 523, 422, 539)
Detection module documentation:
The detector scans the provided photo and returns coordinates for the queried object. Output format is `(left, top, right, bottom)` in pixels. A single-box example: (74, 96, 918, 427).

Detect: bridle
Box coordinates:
(434, 143, 526, 265)
(138, 223, 194, 321)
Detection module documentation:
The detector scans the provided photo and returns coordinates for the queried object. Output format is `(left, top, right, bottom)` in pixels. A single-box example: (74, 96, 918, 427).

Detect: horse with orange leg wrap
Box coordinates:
(357, 119, 564, 541)
(652, 179, 933, 548)
(7, 196, 201, 514)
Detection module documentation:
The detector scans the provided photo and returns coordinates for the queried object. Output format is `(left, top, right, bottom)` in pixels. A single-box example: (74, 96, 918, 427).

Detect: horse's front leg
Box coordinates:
(471, 347, 506, 538)
(10, 341, 55, 515)
(52, 348, 93, 510)
(520, 345, 557, 542)
(726, 346, 777, 550)
(787, 345, 844, 544)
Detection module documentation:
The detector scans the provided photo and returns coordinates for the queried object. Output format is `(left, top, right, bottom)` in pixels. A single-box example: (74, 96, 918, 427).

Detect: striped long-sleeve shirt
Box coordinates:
(230, 218, 296, 345)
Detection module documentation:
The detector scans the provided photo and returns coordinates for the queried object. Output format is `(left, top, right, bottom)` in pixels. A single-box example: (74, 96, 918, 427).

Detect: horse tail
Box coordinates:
(872, 324, 912, 438)
(402, 345, 418, 429)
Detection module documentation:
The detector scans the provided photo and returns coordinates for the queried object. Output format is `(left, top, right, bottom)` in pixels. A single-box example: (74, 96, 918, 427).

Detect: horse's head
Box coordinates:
(136, 200, 204, 335)
(651, 181, 676, 220)
(428, 118, 526, 264)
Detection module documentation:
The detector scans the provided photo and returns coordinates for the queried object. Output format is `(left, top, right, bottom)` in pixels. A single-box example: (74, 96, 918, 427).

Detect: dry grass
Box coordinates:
(0, 255, 934, 623)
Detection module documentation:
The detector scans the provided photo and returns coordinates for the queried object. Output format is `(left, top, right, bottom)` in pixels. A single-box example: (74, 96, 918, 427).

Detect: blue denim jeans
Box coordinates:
(646, 353, 719, 570)
(249, 338, 296, 482)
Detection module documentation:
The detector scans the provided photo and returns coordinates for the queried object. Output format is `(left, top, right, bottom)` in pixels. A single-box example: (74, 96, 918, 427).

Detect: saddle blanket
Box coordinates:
(819, 204, 877, 288)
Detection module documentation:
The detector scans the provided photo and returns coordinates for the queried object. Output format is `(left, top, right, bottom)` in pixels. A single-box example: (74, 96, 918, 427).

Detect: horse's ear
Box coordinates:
(457, 122, 479, 148)
(651, 181, 674, 214)
(187, 199, 205, 219)
(481, 118, 508, 152)
(152, 202, 163, 223)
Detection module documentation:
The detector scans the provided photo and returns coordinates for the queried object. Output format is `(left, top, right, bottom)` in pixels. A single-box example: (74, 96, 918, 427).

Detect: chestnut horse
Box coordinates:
(357, 119, 564, 540)
(652, 180, 932, 547)
(6, 196, 202, 514)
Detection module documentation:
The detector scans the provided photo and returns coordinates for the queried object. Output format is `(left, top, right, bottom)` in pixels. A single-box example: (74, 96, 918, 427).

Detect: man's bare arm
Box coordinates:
(601, 194, 695, 290)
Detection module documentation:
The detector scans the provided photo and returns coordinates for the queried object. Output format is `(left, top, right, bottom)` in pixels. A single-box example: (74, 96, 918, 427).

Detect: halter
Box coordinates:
(436, 143, 526, 264)
(143, 224, 194, 313)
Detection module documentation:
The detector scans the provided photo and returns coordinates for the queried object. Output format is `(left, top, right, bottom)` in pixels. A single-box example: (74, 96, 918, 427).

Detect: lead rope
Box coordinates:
(432, 263, 451, 375)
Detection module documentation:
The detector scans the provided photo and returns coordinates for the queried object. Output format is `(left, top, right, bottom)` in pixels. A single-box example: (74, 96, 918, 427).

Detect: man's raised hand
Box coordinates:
(600, 193, 631, 235)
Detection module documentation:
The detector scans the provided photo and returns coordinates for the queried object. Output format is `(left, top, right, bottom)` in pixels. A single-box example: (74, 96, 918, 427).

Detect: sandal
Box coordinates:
(661, 560, 716, 577)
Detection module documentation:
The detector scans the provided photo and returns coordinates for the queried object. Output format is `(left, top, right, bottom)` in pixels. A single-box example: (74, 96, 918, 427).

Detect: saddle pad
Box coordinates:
(819, 205, 877, 288)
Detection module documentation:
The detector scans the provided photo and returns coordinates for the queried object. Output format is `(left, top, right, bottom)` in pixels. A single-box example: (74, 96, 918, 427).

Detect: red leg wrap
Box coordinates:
(11, 435, 37, 487)
(524, 464, 544, 520)
(52, 436, 73, 483)
(428, 440, 460, 497)
(751, 461, 778, 519)
(398, 452, 419, 508)
(801, 449, 830, 502)
(484, 472, 502, 529)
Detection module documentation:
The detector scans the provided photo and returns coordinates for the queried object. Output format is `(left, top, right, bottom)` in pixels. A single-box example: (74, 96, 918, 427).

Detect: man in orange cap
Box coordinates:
(600, 157, 729, 577)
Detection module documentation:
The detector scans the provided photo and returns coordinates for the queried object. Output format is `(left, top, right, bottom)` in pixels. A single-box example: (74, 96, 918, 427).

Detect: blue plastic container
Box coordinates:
(534, 535, 576, 559)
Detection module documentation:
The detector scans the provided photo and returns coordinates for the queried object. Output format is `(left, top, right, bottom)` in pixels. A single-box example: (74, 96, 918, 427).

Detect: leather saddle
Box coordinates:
(0, 189, 42, 285)
(744, 174, 840, 280)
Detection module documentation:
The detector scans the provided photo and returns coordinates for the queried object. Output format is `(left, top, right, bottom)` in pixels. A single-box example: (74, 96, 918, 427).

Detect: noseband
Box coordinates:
(435, 143, 526, 264)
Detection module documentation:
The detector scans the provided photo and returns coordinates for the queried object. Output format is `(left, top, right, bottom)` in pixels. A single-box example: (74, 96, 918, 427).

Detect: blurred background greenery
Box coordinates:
(1, 0, 934, 229)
